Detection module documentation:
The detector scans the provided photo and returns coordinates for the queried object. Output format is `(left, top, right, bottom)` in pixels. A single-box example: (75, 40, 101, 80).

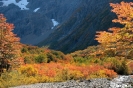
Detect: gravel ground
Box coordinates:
(11, 75, 133, 88)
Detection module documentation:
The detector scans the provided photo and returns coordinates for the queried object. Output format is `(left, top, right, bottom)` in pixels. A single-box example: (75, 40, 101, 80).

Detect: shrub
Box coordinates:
(0, 71, 40, 87)
(103, 57, 131, 75)
(119, 59, 131, 75)
(51, 51, 65, 59)
(73, 57, 90, 64)
(104, 49, 116, 57)
(21, 47, 28, 53)
(24, 56, 33, 64)
(69, 70, 84, 80)
(22, 76, 38, 84)
(0, 77, 7, 88)
(19, 65, 38, 77)
(35, 54, 48, 63)
(47, 53, 57, 62)
(59, 68, 70, 81)
(36, 75, 54, 83)
(0, 71, 26, 87)
(104, 69, 117, 78)
(89, 70, 107, 79)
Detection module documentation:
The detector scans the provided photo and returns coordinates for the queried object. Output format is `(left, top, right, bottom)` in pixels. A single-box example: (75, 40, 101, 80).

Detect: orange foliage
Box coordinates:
(45, 69, 56, 77)
(44, 49, 51, 54)
(95, 31, 114, 44)
(0, 14, 21, 58)
(110, 2, 133, 25)
(0, 14, 22, 73)
(95, 2, 133, 57)
(128, 61, 133, 72)
(104, 69, 117, 78)
(21, 62, 117, 79)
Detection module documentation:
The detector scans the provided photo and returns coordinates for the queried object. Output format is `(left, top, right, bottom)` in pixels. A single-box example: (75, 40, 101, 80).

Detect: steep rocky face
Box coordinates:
(0, 0, 132, 53)
(39, 0, 132, 53)
(0, 0, 81, 44)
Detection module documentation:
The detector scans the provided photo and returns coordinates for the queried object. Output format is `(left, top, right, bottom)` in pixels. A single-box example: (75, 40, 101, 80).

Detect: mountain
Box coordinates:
(0, 0, 82, 45)
(0, 0, 132, 53)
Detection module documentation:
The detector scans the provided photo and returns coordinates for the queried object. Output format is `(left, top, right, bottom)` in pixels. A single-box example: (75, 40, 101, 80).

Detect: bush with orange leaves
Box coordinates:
(0, 62, 117, 88)
(21, 62, 117, 81)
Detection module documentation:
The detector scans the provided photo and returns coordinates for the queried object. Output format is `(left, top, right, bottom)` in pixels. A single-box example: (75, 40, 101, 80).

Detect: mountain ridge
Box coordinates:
(0, 0, 132, 53)
(38, 0, 120, 53)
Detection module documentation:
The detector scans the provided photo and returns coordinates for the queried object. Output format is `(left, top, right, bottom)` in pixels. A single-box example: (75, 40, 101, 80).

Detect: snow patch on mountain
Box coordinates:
(0, 0, 29, 10)
(51, 19, 59, 29)
(33, 7, 40, 12)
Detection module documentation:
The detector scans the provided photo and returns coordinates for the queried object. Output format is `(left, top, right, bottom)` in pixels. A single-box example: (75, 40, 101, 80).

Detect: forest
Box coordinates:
(0, 1, 133, 87)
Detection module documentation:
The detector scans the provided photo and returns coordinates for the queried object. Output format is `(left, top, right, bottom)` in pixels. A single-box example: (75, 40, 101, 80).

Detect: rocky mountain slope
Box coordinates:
(0, 0, 132, 53)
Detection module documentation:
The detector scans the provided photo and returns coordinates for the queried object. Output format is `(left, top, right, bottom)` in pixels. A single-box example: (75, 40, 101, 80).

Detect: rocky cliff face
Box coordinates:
(0, 0, 82, 45)
(0, 0, 132, 53)
(38, 0, 132, 53)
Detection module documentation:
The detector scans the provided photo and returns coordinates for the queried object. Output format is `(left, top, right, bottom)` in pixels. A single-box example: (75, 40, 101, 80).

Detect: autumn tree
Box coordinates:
(0, 14, 21, 72)
(95, 2, 133, 58)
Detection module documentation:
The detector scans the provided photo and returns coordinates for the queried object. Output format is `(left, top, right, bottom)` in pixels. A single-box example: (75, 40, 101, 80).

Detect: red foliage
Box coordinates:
(21, 62, 117, 79)
(45, 69, 56, 77)
(104, 69, 117, 78)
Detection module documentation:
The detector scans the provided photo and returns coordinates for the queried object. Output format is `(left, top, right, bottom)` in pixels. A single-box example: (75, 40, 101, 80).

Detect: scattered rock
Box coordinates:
(11, 76, 133, 88)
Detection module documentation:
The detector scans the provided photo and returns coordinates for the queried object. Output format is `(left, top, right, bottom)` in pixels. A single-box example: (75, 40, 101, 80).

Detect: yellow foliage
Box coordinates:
(0, 78, 7, 88)
(69, 70, 84, 80)
(19, 65, 38, 77)
(89, 70, 107, 79)
(23, 76, 38, 84)
(36, 76, 54, 83)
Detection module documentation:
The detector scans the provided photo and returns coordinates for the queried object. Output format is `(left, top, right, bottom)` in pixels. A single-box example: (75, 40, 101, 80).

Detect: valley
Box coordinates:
(0, 0, 133, 88)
